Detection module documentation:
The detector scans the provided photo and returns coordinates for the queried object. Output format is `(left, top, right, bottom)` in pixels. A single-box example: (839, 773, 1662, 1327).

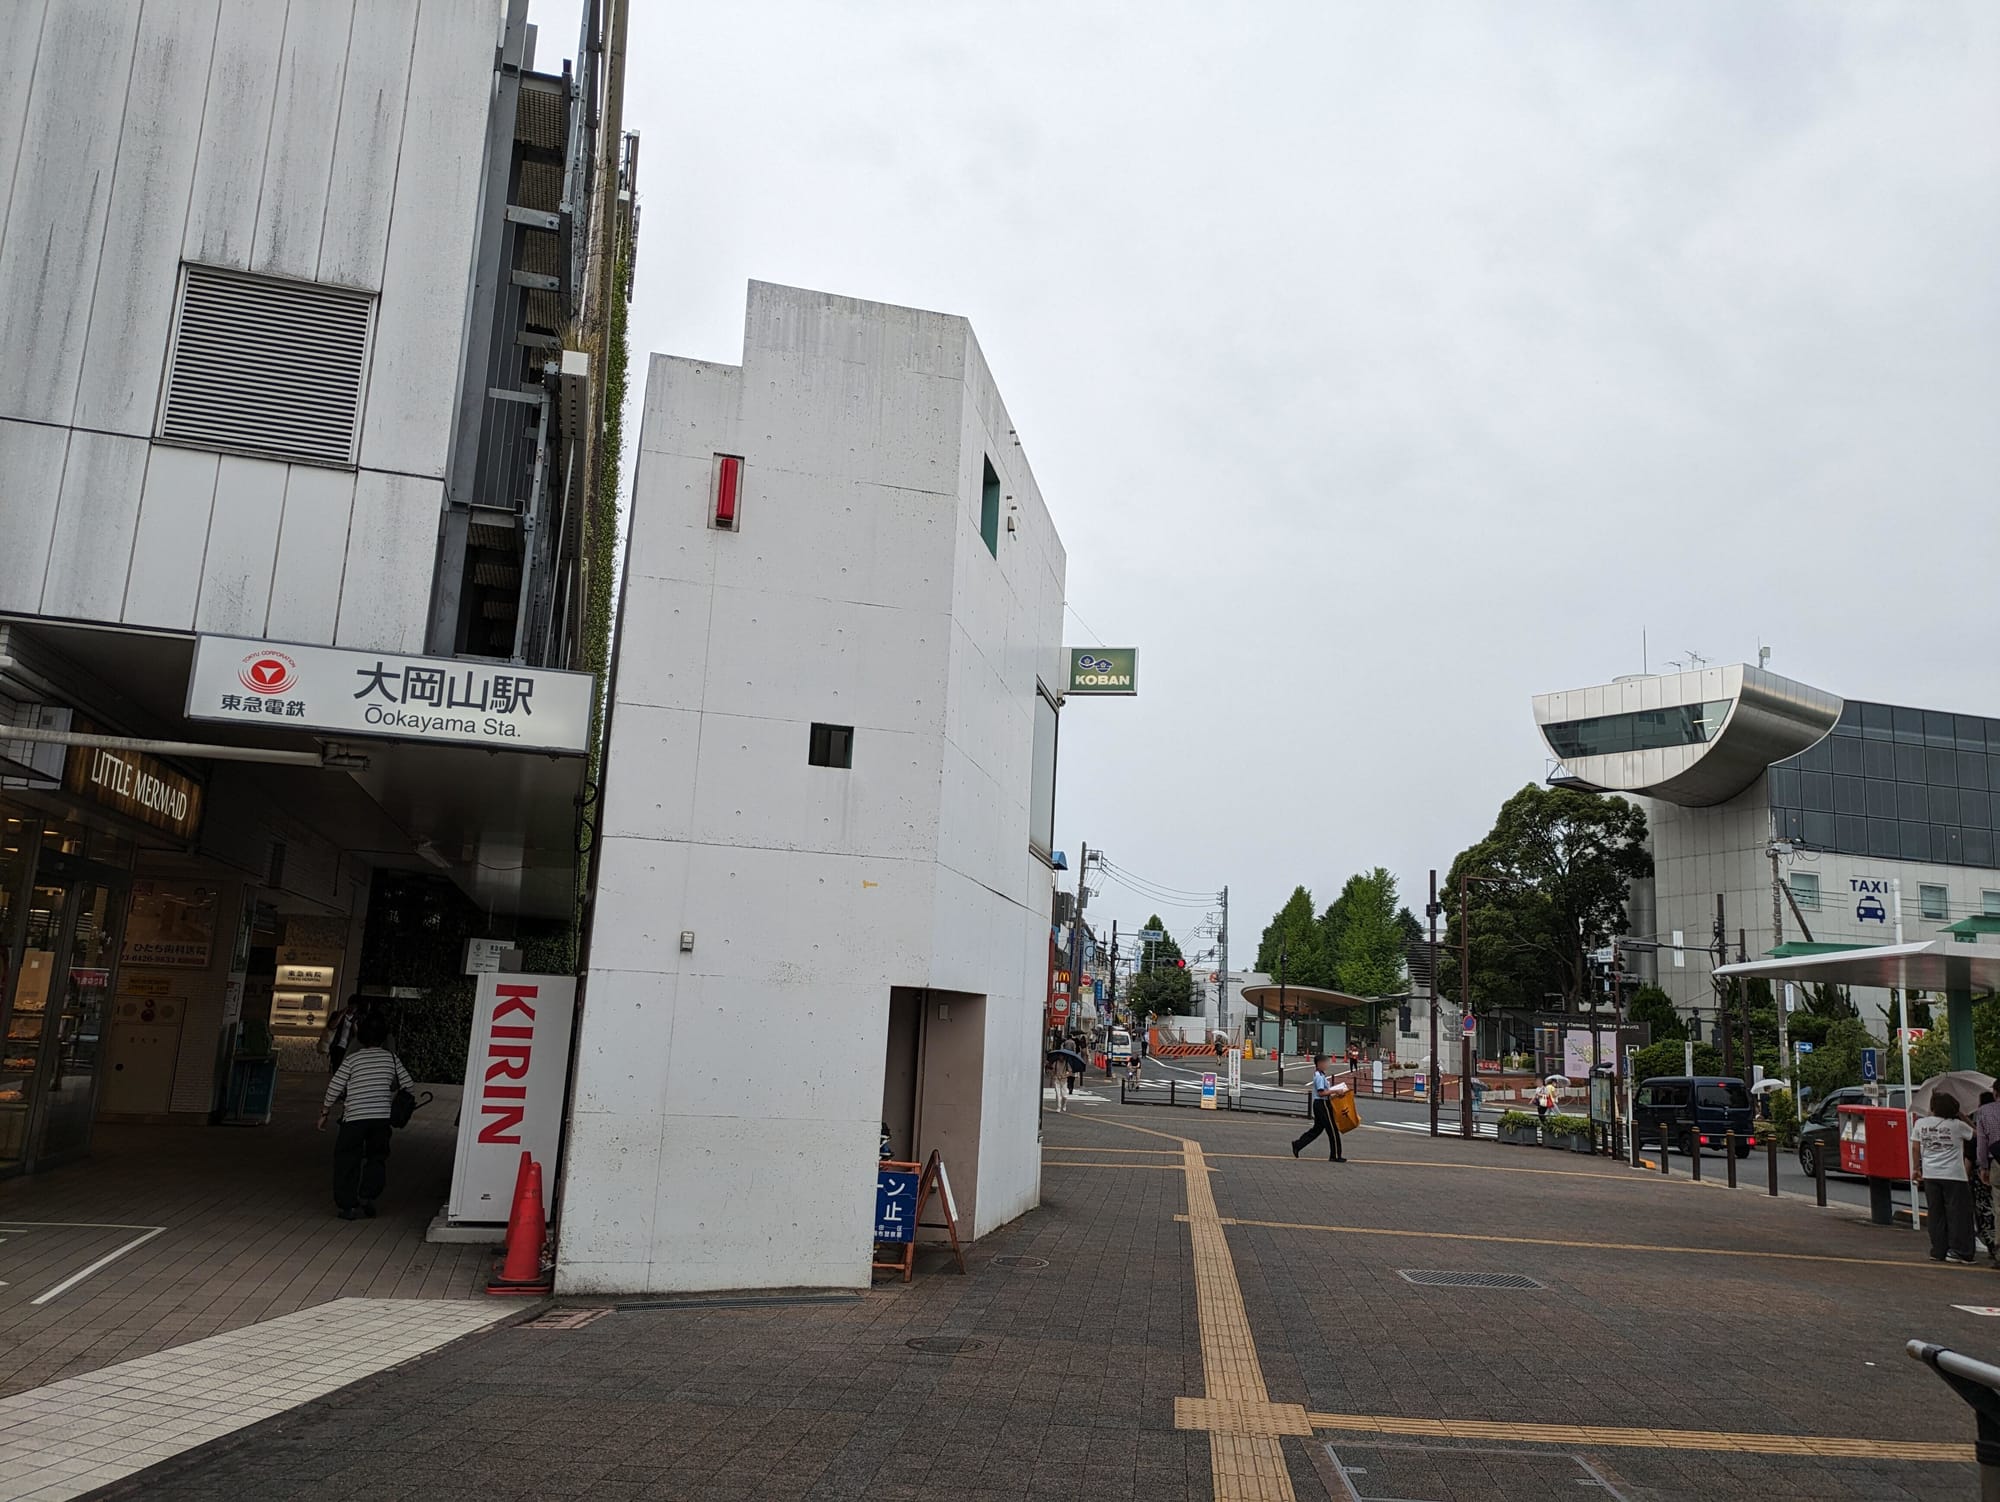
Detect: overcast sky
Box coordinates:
(550, 2, 1999, 959)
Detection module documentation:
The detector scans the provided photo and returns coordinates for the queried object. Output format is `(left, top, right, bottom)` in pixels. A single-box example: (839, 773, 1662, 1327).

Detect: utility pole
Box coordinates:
(1738, 927, 1752, 1081)
(1714, 893, 1731, 1078)
(1276, 935, 1289, 1088)
(1459, 873, 1473, 1138)
(1109, 919, 1118, 1021)
(1219, 886, 1236, 1103)
(1770, 847, 1789, 1080)
(1427, 870, 1441, 1139)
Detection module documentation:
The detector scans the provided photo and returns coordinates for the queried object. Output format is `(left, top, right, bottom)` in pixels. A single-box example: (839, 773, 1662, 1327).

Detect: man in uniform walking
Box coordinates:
(1291, 1053, 1346, 1162)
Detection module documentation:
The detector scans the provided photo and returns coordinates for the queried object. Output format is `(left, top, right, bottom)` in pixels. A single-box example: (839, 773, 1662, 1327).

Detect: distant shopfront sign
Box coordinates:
(62, 730, 204, 841)
(1066, 648, 1137, 696)
(186, 635, 593, 754)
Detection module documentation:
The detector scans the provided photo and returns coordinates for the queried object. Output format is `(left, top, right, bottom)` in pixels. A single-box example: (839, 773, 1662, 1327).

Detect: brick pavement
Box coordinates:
(0, 1072, 486, 1397)
(56, 1094, 2000, 1500)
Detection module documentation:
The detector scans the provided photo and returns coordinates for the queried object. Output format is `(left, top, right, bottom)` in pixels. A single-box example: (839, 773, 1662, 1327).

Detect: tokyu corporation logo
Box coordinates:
(239, 651, 298, 696)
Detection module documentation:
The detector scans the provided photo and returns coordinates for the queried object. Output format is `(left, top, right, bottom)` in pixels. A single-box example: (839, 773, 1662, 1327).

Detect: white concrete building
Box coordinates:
(1535, 665, 2000, 1039)
(559, 283, 1068, 1294)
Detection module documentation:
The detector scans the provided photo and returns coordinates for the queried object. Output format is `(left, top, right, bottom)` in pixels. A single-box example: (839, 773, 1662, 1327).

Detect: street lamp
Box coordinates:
(1276, 936, 1289, 1088)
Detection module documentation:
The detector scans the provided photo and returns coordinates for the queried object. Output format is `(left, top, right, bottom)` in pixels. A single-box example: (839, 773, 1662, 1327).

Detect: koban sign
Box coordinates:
(186, 635, 592, 754)
(1067, 647, 1137, 696)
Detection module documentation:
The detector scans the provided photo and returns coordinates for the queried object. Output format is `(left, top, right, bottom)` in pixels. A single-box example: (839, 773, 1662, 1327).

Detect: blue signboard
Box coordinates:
(1413, 1074, 1427, 1097)
(1795, 1041, 1814, 1055)
(1861, 1047, 1877, 1082)
(875, 1169, 919, 1244)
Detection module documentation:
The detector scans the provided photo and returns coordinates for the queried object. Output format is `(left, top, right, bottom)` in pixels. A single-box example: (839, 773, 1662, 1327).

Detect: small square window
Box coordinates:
(808, 723, 853, 768)
(1920, 883, 1948, 920)
(1983, 891, 2000, 918)
(1788, 872, 1819, 911)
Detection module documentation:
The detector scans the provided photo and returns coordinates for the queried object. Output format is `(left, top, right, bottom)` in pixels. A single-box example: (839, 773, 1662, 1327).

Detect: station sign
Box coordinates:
(186, 635, 593, 754)
(1066, 647, 1137, 696)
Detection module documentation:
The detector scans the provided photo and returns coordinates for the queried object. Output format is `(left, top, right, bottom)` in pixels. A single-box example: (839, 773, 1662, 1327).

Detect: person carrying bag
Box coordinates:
(318, 1011, 417, 1221)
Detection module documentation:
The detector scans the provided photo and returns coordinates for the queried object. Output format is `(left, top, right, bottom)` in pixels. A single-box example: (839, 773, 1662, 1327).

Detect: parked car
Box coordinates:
(1798, 1084, 1908, 1178)
(1633, 1076, 1756, 1157)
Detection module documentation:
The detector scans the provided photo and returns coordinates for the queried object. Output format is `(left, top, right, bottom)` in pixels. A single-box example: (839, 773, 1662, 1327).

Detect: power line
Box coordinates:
(1095, 867, 1214, 910)
(1096, 856, 1217, 902)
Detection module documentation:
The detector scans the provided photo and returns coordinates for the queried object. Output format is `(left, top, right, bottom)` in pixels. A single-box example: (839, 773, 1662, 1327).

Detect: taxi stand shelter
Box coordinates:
(1715, 939, 2000, 1072)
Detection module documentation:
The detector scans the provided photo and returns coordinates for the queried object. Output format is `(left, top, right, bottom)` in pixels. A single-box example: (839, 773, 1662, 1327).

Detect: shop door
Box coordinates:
(1, 876, 125, 1172)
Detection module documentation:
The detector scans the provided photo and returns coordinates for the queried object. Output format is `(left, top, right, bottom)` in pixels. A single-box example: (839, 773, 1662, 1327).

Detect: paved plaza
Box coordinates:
(3, 1089, 1992, 1500)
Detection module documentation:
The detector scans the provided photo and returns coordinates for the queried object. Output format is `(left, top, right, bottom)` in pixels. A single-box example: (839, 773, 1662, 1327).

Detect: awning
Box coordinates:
(2, 617, 583, 918)
(1238, 984, 1378, 1014)
(1716, 940, 2000, 994)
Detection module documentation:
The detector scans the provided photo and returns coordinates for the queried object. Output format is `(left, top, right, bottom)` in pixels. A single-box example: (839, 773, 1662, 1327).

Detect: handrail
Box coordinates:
(1908, 1339, 2000, 1492)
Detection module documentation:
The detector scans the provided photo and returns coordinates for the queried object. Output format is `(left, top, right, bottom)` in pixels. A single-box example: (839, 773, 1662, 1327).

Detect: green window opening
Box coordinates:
(980, 456, 1000, 558)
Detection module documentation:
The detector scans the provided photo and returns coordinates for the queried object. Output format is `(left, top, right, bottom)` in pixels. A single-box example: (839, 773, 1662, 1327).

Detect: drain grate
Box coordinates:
(906, 1336, 986, 1354)
(991, 1255, 1049, 1270)
(1397, 1269, 1545, 1291)
(524, 1307, 615, 1330)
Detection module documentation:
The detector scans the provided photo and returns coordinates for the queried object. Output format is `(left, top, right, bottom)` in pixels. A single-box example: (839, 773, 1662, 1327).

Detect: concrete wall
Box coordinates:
(0, 0, 500, 654)
(560, 283, 1066, 1293)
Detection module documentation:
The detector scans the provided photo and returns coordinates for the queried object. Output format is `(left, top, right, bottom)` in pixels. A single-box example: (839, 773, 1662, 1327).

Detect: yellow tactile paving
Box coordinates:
(1220, 1216, 1967, 1271)
(1308, 1412, 1973, 1462)
(1175, 1396, 1315, 1437)
(1177, 1140, 1299, 1502)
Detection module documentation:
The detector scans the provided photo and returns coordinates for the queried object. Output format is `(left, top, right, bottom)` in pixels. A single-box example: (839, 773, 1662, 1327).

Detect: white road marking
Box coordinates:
(1, 1221, 170, 1305)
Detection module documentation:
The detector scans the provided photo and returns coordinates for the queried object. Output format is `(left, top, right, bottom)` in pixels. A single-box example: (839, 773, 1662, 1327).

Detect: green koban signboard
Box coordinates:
(1068, 647, 1137, 696)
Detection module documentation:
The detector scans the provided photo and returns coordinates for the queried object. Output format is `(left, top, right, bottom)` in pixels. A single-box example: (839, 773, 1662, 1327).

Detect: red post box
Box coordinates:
(1839, 1104, 1913, 1226)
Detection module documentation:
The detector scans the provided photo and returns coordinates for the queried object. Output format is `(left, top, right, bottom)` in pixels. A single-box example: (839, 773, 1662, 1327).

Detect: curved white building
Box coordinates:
(1533, 665, 2000, 1034)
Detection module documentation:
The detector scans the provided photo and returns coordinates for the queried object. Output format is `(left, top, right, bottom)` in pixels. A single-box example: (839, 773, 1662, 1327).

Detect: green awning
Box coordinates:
(1944, 916, 2000, 939)
(1763, 940, 1886, 958)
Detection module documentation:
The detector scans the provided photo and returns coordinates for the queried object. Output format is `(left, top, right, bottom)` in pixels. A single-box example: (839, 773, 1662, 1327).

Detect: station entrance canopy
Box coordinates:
(1716, 940, 2000, 1073)
(1, 619, 588, 918)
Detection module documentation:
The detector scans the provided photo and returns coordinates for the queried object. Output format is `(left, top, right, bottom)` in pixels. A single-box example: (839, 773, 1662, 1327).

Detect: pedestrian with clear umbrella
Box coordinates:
(1291, 1053, 1346, 1163)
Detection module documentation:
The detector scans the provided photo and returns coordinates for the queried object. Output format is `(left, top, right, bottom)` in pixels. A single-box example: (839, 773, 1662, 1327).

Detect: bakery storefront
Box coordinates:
(0, 736, 203, 1174)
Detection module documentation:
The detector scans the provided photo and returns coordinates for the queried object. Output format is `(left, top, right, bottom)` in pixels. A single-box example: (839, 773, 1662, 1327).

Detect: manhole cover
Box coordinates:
(1396, 1269, 1545, 1290)
(905, 1336, 986, 1354)
(991, 1255, 1049, 1269)
(1325, 1441, 1628, 1501)
(523, 1307, 615, 1330)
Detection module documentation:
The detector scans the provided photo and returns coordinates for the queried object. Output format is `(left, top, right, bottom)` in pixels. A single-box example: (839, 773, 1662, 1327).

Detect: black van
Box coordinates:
(1633, 1076, 1757, 1157)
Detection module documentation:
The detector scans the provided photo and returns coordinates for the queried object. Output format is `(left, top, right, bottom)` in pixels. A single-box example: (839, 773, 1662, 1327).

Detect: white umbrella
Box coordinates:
(1544, 1075, 1572, 1086)
(1748, 1079, 1788, 1096)
(1912, 1070, 1997, 1117)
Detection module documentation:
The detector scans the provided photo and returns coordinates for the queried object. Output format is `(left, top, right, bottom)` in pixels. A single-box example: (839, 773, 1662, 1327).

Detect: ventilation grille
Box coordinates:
(1397, 1269, 1544, 1290)
(159, 264, 375, 467)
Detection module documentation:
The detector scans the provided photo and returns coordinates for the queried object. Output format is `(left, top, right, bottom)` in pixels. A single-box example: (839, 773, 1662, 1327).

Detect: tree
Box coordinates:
(1331, 868, 1406, 997)
(1127, 915, 1194, 1017)
(1628, 985, 1682, 1043)
(1443, 785, 1652, 1014)
(1255, 887, 1325, 987)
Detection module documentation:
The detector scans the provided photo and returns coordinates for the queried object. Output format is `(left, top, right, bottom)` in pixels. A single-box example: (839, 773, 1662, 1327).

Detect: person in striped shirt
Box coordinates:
(317, 1009, 414, 1221)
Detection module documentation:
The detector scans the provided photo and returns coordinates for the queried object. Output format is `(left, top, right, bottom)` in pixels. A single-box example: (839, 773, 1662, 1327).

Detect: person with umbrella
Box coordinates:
(1047, 1044, 1087, 1113)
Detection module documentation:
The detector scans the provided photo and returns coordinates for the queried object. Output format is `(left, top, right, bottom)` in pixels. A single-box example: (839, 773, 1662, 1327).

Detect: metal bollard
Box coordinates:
(1767, 1133, 1779, 1197)
(1659, 1131, 1669, 1176)
(1170, 1079, 1177, 1108)
(1690, 1126, 1702, 1182)
(1816, 1140, 1828, 1207)
(1726, 1133, 1737, 1188)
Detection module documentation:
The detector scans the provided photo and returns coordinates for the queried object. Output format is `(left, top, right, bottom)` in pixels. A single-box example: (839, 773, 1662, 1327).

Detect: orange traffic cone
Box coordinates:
(487, 1150, 552, 1295)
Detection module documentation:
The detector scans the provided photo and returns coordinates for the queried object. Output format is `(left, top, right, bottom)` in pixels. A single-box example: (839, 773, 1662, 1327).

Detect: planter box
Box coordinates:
(1565, 1135, 1595, 1154)
(1498, 1125, 1539, 1146)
